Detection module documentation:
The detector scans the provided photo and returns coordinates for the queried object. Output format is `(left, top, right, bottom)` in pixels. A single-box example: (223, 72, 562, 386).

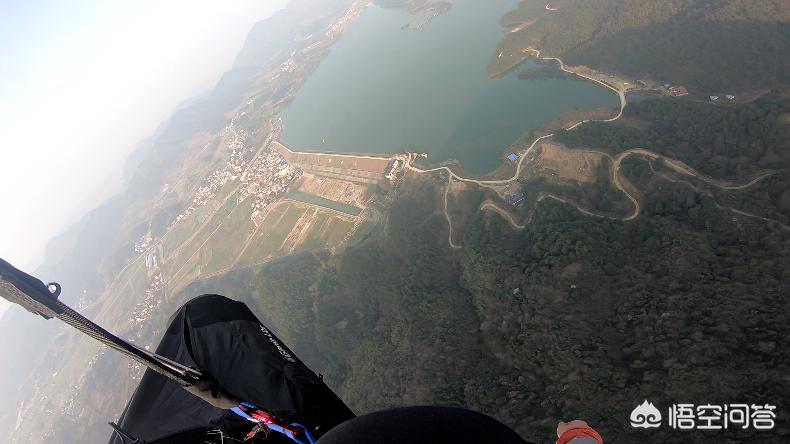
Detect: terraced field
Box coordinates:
(238, 203, 307, 266)
(165, 197, 237, 282)
(299, 212, 355, 250)
(161, 201, 222, 260)
(158, 180, 370, 292)
(199, 199, 256, 275)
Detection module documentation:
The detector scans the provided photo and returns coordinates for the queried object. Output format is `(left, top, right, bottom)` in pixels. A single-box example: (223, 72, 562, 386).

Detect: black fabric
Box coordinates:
(108, 294, 355, 444)
(315, 406, 532, 444)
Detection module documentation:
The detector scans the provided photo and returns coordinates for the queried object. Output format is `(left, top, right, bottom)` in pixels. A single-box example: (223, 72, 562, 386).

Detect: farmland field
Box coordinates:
(238, 204, 307, 266)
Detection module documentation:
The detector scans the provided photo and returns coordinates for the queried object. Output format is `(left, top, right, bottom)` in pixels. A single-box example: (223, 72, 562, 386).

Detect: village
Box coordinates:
(238, 148, 301, 224)
(128, 253, 164, 330)
(170, 119, 250, 227)
(275, 3, 364, 77)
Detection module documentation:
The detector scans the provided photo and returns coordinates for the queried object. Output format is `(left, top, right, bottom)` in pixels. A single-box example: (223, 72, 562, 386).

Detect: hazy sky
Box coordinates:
(0, 0, 288, 316)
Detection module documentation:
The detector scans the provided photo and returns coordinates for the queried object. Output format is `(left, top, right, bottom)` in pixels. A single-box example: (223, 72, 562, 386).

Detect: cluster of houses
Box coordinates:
(133, 232, 153, 253)
(279, 50, 298, 73)
(504, 191, 526, 207)
(121, 266, 165, 383)
(144, 253, 158, 271)
(669, 86, 689, 97)
(128, 257, 164, 330)
(277, 7, 364, 78)
(385, 159, 402, 180)
(658, 83, 689, 97)
(240, 149, 301, 224)
(326, 6, 361, 38)
(656, 83, 737, 102)
(170, 121, 250, 227)
(226, 122, 248, 174)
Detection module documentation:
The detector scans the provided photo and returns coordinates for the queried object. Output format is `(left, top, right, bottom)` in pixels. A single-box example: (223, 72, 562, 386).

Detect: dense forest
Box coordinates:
(494, 0, 790, 92)
(555, 97, 790, 178)
(555, 96, 790, 225)
(188, 165, 790, 443)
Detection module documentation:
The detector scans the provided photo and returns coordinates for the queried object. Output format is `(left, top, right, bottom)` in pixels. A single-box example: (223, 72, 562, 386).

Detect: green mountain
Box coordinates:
(493, 0, 790, 92)
(190, 104, 790, 441)
(3, 1, 789, 443)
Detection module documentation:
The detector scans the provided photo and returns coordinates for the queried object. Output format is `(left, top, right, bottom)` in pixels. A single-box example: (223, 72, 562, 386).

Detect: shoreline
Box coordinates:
(403, 49, 627, 186)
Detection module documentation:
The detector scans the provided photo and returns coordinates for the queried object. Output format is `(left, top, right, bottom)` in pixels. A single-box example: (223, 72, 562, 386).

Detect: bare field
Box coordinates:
(237, 203, 306, 266)
(323, 218, 354, 247)
(164, 197, 236, 280)
(533, 142, 604, 184)
(281, 206, 320, 252)
(296, 174, 373, 207)
(161, 201, 221, 259)
(96, 256, 150, 327)
(281, 203, 356, 253)
(162, 174, 365, 288)
(199, 199, 256, 275)
(294, 211, 354, 251)
(239, 199, 357, 266)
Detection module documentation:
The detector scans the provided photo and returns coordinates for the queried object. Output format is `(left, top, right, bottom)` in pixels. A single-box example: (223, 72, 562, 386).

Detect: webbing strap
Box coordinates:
(1, 257, 309, 444)
(55, 301, 201, 385)
(0, 258, 201, 386)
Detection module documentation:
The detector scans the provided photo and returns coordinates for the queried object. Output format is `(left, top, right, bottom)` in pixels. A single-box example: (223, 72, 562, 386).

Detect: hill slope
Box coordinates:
(492, 0, 790, 92)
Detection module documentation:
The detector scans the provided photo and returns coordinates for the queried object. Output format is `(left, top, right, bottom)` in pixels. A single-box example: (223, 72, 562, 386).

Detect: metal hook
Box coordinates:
(46, 282, 61, 298)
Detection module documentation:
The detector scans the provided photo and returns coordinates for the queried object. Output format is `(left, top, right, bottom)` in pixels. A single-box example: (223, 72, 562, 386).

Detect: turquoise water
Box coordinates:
(281, 0, 618, 174)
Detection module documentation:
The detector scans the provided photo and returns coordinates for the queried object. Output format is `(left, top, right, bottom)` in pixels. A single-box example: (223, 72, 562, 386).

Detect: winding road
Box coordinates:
(406, 50, 785, 244)
(608, 148, 777, 220)
(480, 200, 526, 229)
(444, 178, 462, 249)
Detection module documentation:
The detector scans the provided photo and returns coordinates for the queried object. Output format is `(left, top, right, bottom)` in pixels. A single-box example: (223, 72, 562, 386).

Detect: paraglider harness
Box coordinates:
(0, 258, 316, 444)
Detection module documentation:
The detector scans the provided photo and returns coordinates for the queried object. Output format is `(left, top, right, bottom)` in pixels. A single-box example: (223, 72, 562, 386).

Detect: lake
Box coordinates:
(281, 0, 618, 175)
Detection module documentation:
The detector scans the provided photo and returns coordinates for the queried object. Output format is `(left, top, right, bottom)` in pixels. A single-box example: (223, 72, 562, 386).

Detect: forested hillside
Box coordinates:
(494, 0, 790, 92)
(555, 97, 790, 178)
(189, 145, 790, 444)
(70, 2, 790, 442)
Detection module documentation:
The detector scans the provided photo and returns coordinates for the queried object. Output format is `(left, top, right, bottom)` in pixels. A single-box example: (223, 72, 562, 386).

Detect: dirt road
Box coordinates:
(444, 178, 462, 249)
(480, 200, 526, 229)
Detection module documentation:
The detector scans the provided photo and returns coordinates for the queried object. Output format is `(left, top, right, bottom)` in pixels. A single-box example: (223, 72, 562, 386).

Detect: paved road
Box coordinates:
(407, 49, 782, 237)
(407, 50, 626, 187)
(609, 148, 777, 220)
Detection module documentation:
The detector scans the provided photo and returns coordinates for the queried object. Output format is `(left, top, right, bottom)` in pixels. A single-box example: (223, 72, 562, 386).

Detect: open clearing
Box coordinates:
(240, 203, 307, 265)
(161, 201, 221, 259)
(199, 199, 256, 275)
(237, 200, 356, 267)
(533, 142, 604, 184)
(296, 174, 373, 207)
(165, 196, 237, 281)
(300, 212, 354, 250)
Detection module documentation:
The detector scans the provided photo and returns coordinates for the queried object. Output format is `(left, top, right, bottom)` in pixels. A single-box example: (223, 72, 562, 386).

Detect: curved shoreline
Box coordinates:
(407, 48, 626, 186)
(407, 50, 786, 241)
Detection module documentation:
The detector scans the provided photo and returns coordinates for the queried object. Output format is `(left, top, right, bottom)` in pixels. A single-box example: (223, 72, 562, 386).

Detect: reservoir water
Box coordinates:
(281, 0, 618, 175)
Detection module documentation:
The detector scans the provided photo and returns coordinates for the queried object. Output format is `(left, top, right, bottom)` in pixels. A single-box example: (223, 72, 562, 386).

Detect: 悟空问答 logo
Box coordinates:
(630, 400, 662, 428)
